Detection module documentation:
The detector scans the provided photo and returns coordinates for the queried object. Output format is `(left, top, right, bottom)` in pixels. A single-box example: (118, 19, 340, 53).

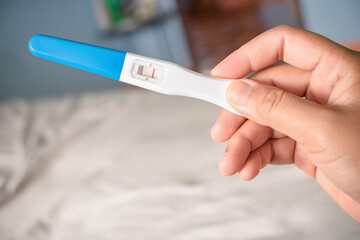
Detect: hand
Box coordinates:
(210, 25, 360, 222)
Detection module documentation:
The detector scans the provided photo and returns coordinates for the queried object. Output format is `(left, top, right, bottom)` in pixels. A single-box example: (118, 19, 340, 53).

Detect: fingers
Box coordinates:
(217, 119, 314, 180)
(238, 137, 296, 180)
(219, 120, 272, 176)
(211, 108, 246, 142)
(250, 63, 311, 97)
(293, 144, 317, 178)
(226, 79, 334, 150)
(211, 25, 344, 79)
(238, 141, 272, 181)
(268, 137, 295, 165)
(211, 63, 307, 143)
(228, 135, 299, 180)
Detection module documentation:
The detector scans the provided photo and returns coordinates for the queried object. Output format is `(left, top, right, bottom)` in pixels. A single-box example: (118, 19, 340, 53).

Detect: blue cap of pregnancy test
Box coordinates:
(28, 34, 126, 80)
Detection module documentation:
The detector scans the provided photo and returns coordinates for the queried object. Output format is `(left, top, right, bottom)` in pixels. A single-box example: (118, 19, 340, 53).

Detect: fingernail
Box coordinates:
(210, 67, 219, 76)
(219, 154, 234, 176)
(229, 81, 252, 105)
(210, 124, 218, 140)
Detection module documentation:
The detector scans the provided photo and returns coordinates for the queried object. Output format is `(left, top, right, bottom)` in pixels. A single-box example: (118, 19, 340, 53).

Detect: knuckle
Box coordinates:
(258, 89, 285, 122)
(313, 110, 340, 145)
(304, 108, 342, 154)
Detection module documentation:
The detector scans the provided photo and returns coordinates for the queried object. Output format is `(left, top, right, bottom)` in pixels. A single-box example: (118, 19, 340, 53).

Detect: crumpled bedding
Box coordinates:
(0, 88, 358, 239)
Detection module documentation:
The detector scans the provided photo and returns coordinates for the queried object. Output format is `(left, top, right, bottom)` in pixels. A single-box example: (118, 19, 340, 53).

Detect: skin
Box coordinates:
(210, 25, 360, 222)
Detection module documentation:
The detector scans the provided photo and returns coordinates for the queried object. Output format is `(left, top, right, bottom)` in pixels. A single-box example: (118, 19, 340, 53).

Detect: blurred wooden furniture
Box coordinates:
(177, 0, 302, 72)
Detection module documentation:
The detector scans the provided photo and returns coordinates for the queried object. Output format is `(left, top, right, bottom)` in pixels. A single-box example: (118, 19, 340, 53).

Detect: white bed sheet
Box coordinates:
(0, 89, 358, 239)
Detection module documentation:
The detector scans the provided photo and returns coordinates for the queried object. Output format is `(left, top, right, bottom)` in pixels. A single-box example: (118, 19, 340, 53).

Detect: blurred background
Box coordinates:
(0, 0, 359, 100)
(1, 1, 360, 239)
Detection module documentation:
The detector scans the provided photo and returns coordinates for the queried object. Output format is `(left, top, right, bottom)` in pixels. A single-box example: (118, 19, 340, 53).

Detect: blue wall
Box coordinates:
(299, 0, 360, 43)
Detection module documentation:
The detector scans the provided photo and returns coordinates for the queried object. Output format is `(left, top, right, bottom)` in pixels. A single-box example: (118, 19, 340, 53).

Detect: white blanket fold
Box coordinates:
(0, 89, 358, 239)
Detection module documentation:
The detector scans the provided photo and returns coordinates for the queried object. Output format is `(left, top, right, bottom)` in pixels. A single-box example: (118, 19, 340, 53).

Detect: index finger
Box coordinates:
(211, 25, 345, 79)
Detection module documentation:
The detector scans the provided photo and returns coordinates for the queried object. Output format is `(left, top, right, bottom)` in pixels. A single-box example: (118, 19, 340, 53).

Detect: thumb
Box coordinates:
(226, 79, 335, 147)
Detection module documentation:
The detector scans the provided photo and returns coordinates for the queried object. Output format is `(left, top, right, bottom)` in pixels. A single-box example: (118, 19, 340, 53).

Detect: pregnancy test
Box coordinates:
(28, 34, 238, 114)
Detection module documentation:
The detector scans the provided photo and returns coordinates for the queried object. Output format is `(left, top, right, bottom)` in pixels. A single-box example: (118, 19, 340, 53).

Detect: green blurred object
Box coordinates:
(93, 0, 165, 34)
(104, 0, 125, 22)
